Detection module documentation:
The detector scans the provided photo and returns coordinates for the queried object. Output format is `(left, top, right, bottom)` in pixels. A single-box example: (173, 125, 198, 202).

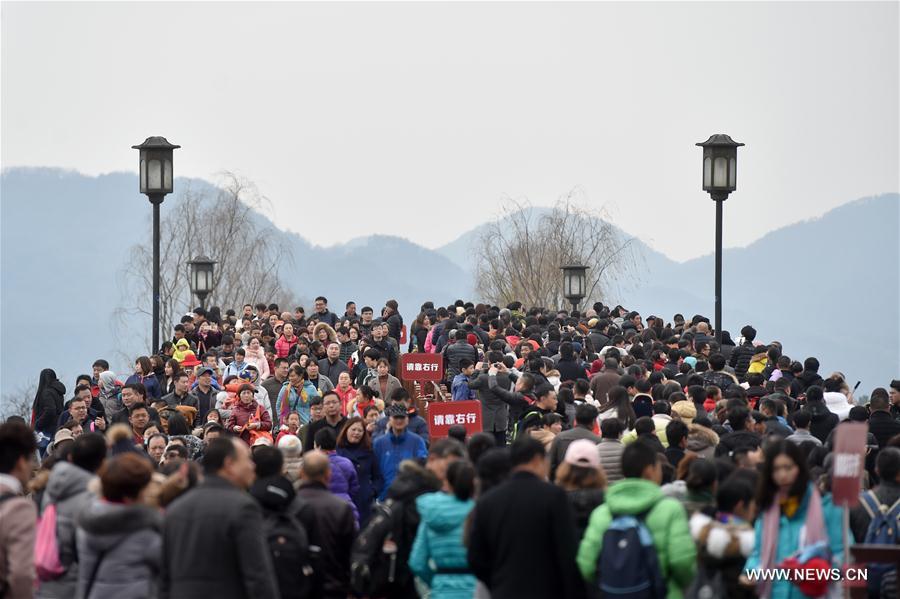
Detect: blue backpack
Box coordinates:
(860, 490, 900, 595)
(596, 508, 667, 599)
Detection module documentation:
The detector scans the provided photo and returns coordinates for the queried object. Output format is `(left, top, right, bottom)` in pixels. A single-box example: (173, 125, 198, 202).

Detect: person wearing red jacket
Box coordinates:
(225, 384, 272, 445)
(274, 323, 299, 358)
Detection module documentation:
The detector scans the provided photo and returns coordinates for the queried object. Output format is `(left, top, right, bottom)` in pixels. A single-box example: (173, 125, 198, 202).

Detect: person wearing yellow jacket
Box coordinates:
(577, 441, 696, 599)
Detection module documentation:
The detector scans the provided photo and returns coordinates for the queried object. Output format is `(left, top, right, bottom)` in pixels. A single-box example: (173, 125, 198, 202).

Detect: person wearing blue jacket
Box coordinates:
(372, 390, 430, 446)
(410, 461, 477, 599)
(742, 439, 844, 599)
(373, 404, 428, 500)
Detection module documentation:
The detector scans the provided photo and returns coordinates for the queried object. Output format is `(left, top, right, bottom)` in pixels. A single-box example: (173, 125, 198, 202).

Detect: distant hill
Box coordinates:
(1, 167, 896, 401)
(436, 194, 899, 391)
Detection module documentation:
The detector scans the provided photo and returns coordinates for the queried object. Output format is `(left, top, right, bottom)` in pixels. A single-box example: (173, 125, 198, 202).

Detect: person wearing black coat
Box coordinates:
(728, 325, 758, 381)
(295, 451, 356, 599)
(556, 342, 587, 384)
(468, 437, 587, 599)
(468, 364, 517, 446)
(32, 368, 66, 447)
(868, 390, 900, 449)
(160, 438, 278, 599)
(804, 386, 840, 443)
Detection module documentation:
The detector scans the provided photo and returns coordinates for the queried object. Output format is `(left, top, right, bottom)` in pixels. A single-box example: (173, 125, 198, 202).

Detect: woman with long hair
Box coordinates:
(742, 439, 844, 598)
(336, 417, 382, 525)
(126, 356, 162, 400)
(597, 385, 637, 431)
(409, 312, 432, 353)
(161, 359, 182, 395)
(32, 368, 66, 448)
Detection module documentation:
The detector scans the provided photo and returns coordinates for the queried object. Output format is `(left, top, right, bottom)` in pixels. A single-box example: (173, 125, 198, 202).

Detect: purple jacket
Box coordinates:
(327, 452, 360, 525)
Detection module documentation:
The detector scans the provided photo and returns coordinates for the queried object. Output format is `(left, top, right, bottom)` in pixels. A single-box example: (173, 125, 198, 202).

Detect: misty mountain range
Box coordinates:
(1, 167, 897, 403)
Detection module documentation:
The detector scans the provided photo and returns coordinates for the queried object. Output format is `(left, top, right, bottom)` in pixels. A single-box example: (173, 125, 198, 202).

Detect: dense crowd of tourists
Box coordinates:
(2, 296, 900, 599)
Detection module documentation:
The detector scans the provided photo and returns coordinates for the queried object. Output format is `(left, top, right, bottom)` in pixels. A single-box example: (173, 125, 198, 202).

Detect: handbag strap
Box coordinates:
(84, 534, 128, 598)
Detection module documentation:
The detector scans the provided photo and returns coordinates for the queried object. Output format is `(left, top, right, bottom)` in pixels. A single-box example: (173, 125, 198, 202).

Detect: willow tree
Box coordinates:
(473, 193, 636, 310)
(115, 173, 298, 353)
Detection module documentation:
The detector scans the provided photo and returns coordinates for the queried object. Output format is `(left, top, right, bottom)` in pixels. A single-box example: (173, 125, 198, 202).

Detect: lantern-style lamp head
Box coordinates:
(132, 136, 180, 198)
(561, 264, 589, 310)
(696, 134, 744, 201)
(187, 255, 216, 307)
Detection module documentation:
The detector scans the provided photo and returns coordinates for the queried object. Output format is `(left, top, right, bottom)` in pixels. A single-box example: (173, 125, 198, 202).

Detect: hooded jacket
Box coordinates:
(75, 500, 162, 599)
(32, 373, 66, 438)
(409, 492, 476, 599)
(823, 391, 852, 422)
(577, 478, 696, 599)
(326, 452, 360, 524)
(37, 462, 95, 599)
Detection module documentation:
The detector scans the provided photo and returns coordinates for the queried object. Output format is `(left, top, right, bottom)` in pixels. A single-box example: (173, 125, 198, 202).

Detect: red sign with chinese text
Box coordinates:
(831, 422, 868, 507)
(427, 400, 483, 438)
(400, 353, 443, 382)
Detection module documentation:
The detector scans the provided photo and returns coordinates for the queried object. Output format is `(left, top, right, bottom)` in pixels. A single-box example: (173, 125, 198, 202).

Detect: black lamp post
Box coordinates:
(188, 255, 216, 310)
(696, 134, 744, 344)
(132, 136, 180, 352)
(561, 264, 589, 312)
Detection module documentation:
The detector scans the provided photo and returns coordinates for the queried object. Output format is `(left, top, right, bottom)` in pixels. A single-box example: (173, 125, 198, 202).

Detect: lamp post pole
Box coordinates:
(151, 194, 163, 352)
(714, 198, 723, 345)
(696, 133, 744, 345)
(133, 136, 179, 354)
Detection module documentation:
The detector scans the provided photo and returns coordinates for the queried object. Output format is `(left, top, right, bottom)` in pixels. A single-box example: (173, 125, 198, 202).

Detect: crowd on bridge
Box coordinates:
(2, 296, 900, 599)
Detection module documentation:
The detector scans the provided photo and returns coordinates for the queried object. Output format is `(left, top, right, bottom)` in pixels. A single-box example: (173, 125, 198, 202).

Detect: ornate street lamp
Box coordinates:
(561, 264, 589, 312)
(696, 133, 744, 343)
(132, 136, 180, 352)
(188, 255, 216, 310)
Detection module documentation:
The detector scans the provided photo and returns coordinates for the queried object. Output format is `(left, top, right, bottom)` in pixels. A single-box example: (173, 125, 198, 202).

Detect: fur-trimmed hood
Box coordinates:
(689, 511, 754, 560)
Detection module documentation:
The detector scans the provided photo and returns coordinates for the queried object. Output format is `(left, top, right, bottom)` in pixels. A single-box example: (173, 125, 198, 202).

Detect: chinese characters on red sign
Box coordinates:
(831, 422, 868, 507)
(400, 353, 443, 382)
(427, 400, 482, 439)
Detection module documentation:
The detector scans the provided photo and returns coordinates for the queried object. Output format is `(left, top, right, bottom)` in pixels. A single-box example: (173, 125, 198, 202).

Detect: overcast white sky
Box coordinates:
(2, 1, 897, 261)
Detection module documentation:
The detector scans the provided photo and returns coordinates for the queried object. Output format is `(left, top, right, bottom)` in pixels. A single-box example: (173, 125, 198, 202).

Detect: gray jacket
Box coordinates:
(75, 500, 162, 599)
(444, 340, 478, 378)
(160, 475, 278, 599)
(468, 372, 513, 432)
(549, 426, 600, 480)
(597, 439, 625, 483)
(37, 462, 95, 599)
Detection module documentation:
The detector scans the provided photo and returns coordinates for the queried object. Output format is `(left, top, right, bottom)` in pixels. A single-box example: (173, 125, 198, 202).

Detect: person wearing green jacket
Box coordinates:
(577, 441, 697, 599)
(409, 461, 477, 599)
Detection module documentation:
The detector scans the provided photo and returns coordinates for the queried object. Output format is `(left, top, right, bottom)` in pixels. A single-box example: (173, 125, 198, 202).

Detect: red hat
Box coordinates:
(180, 353, 201, 368)
(467, 333, 478, 346)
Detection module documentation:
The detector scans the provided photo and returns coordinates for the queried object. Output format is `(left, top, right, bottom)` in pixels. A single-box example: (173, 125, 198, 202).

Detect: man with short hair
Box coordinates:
(701, 353, 738, 393)
(850, 447, 900, 542)
(785, 410, 823, 446)
(160, 438, 278, 599)
(577, 441, 696, 597)
(111, 383, 159, 425)
(314, 296, 338, 328)
(0, 421, 38, 598)
(868, 388, 900, 448)
(128, 402, 151, 445)
(597, 418, 625, 483)
(302, 392, 347, 454)
(58, 385, 106, 432)
(306, 360, 335, 394)
(336, 327, 358, 364)
(549, 403, 600, 479)
(444, 329, 478, 379)
(295, 451, 355, 598)
(791, 356, 825, 396)
(729, 324, 758, 380)
(589, 358, 621, 405)
(358, 306, 375, 338)
(193, 366, 217, 423)
(889, 380, 900, 419)
(373, 404, 428, 500)
(262, 358, 290, 405)
(161, 372, 199, 409)
(664, 420, 689, 468)
(343, 301, 357, 321)
(384, 299, 403, 343)
(369, 324, 398, 373)
(318, 342, 349, 386)
(468, 437, 586, 599)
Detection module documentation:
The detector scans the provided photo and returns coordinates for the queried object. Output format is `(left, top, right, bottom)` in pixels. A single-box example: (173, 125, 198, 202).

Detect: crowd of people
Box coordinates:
(2, 295, 900, 599)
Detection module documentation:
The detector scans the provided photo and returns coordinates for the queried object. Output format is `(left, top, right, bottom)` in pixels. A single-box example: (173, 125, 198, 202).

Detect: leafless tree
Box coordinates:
(1, 382, 36, 420)
(473, 190, 637, 310)
(114, 172, 298, 353)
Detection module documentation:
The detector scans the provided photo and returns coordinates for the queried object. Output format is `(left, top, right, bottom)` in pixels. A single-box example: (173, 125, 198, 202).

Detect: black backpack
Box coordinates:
(350, 499, 409, 597)
(263, 511, 314, 599)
